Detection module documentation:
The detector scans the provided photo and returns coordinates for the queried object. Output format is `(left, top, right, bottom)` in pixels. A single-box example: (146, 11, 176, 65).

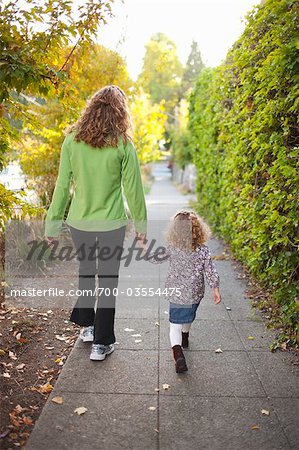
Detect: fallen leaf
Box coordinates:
(55, 335, 67, 341)
(215, 348, 223, 353)
(14, 405, 25, 414)
(261, 409, 270, 416)
(22, 416, 33, 426)
(247, 336, 255, 340)
(35, 382, 53, 394)
(52, 396, 64, 404)
(148, 406, 156, 411)
(154, 428, 159, 433)
(9, 351, 17, 360)
(251, 425, 260, 430)
(154, 322, 160, 327)
(162, 384, 170, 390)
(74, 406, 87, 415)
(0, 349, 6, 356)
(15, 332, 21, 340)
(16, 363, 25, 370)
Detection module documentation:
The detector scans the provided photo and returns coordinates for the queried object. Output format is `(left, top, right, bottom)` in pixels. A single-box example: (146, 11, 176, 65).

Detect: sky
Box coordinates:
(97, 0, 260, 80)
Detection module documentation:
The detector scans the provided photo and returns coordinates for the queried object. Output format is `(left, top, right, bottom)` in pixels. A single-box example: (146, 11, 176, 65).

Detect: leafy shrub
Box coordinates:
(189, 0, 299, 338)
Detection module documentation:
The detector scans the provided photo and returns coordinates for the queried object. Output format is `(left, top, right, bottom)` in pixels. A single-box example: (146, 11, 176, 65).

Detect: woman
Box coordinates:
(44, 85, 147, 361)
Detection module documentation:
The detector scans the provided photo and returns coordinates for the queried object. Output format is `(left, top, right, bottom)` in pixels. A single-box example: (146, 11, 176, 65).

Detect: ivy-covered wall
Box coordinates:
(188, 0, 299, 334)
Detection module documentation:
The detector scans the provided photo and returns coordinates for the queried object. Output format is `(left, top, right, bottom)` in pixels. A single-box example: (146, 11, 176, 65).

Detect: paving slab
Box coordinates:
(26, 392, 158, 450)
(159, 318, 244, 351)
(248, 351, 299, 398)
(159, 350, 266, 397)
(158, 396, 290, 450)
(270, 397, 299, 449)
(56, 348, 159, 394)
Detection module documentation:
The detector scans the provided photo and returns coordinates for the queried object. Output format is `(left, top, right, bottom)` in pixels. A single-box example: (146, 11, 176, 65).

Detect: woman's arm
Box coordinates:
(44, 136, 72, 238)
(121, 141, 147, 234)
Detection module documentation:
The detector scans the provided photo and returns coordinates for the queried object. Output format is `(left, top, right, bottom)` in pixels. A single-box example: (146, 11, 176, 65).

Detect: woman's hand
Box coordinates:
(213, 287, 221, 304)
(45, 237, 58, 246)
(135, 232, 147, 249)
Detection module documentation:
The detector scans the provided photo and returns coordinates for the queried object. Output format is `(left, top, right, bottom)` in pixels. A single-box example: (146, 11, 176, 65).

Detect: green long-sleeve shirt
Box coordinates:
(44, 131, 147, 237)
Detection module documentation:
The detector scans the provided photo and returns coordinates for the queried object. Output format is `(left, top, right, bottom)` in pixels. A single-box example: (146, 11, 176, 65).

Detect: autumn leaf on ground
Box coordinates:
(0, 349, 6, 356)
(16, 363, 26, 370)
(251, 425, 260, 430)
(261, 409, 270, 416)
(52, 396, 64, 404)
(22, 416, 33, 426)
(55, 335, 67, 341)
(74, 406, 87, 415)
(9, 351, 17, 360)
(247, 336, 255, 340)
(33, 382, 53, 394)
(14, 404, 28, 414)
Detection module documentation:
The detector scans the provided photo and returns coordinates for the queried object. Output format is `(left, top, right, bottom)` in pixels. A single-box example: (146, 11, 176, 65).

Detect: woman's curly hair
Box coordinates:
(165, 209, 211, 252)
(67, 85, 133, 148)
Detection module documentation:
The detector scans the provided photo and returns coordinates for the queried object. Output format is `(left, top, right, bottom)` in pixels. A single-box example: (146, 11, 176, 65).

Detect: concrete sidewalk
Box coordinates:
(26, 163, 298, 450)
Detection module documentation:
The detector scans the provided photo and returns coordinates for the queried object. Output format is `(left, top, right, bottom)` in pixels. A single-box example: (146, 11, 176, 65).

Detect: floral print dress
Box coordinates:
(146, 244, 220, 306)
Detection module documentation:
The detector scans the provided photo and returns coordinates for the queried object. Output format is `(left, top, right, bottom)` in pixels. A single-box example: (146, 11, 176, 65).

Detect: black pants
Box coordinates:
(68, 225, 126, 345)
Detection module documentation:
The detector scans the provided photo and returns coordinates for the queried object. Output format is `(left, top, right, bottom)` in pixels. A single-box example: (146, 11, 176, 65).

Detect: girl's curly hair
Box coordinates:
(67, 85, 133, 148)
(165, 209, 211, 252)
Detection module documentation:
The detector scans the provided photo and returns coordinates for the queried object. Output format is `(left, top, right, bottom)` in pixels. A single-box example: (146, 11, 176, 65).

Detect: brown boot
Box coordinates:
(182, 332, 189, 349)
(172, 345, 188, 373)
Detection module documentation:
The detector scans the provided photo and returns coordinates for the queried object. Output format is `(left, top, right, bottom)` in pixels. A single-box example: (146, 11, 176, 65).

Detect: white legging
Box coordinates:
(169, 322, 192, 347)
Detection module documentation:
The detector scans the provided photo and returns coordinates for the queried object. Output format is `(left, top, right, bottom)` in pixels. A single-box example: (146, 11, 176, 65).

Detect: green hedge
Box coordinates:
(188, 0, 299, 338)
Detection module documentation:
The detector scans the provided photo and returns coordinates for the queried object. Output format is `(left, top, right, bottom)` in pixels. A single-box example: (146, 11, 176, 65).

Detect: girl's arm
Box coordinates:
(44, 136, 72, 238)
(203, 247, 221, 304)
(203, 246, 220, 289)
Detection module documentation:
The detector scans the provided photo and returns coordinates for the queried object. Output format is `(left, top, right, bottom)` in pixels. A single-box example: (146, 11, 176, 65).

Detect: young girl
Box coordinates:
(144, 209, 221, 373)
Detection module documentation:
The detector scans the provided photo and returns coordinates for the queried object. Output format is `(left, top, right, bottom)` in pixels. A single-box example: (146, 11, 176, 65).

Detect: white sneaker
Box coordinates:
(79, 326, 94, 342)
(90, 344, 114, 361)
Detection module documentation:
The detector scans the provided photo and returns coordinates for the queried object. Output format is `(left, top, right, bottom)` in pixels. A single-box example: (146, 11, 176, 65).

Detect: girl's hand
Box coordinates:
(213, 287, 221, 304)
